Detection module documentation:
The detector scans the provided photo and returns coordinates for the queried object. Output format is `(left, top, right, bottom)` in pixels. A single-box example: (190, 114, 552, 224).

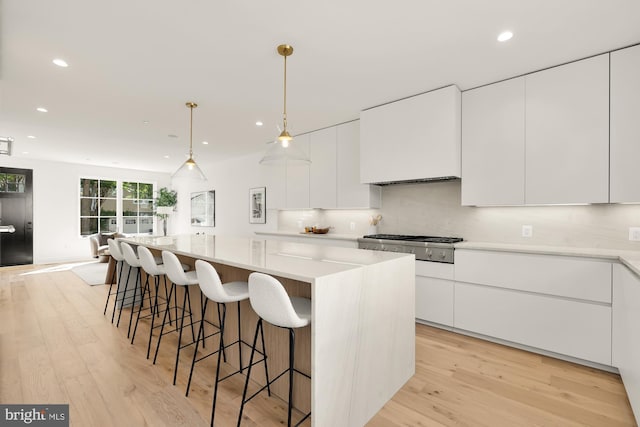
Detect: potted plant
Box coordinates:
(156, 187, 177, 236)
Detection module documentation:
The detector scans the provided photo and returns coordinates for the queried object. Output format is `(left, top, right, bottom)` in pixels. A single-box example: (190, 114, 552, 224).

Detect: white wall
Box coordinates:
(379, 180, 640, 250)
(171, 151, 280, 237)
(1, 156, 170, 264)
(277, 180, 640, 251)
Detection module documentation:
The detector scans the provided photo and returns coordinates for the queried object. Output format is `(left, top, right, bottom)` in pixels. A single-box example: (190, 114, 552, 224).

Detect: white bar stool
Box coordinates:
(186, 260, 270, 426)
(153, 250, 201, 385)
(238, 272, 311, 427)
(104, 238, 125, 322)
(120, 242, 152, 339)
(131, 245, 173, 359)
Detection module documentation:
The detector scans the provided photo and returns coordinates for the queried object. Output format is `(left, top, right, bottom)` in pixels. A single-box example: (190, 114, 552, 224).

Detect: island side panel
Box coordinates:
(312, 255, 415, 426)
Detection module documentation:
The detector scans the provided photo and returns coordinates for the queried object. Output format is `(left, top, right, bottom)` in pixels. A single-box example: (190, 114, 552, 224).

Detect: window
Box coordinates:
(0, 173, 26, 193)
(80, 179, 117, 235)
(79, 178, 155, 236)
(122, 181, 154, 234)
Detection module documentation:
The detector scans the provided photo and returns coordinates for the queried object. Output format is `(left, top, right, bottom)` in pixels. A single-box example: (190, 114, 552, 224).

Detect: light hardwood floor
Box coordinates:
(0, 263, 636, 427)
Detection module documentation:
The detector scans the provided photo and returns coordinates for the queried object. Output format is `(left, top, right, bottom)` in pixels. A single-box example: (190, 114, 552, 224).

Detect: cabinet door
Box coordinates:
(455, 282, 612, 365)
(309, 127, 337, 208)
(461, 77, 525, 206)
(416, 276, 454, 326)
(360, 85, 461, 184)
(285, 134, 310, 209)
(611, 45, 640, 203)
(525, 54, 609, 204)
(455, 250, 612, 303)
(336, 121, 381, 208)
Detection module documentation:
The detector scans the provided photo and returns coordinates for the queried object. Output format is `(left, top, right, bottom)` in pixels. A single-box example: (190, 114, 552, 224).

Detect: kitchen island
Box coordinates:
(120, 234, 415, 426)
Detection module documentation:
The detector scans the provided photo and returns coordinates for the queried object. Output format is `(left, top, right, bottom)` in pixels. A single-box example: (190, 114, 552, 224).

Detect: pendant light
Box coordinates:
(172, 102, 207, 180)
(259, 44, 310, 165)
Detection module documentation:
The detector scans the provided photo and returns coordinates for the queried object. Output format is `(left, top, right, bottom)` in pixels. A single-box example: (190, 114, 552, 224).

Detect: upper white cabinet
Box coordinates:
(336, 121, 381, 208)
(274, 122, 380, 210)
(611, 44, 640, 203)
(309, 127, 337, 209)
(360, 85, 461, 184)
(525, 54, 609, 204)
(461, 77, 525, 206)
(285, 134, 310, 209)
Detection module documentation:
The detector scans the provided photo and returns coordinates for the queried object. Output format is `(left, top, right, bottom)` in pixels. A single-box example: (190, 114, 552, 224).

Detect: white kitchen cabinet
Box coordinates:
(360, 85, 461, 184)
(613, 264, 640, 419)
(454, 249, 613, 365)
(455, 250, 612, 303)
(415, 261, 454, 326)
(461, 77, 525, 206)
(455, 282, 612, 365)
(525, 54, 609, 204)
(309, 127, 337, 208)
(285, 134, 310, 209)
(611, 44, 640, 203)
(336, 121, 381, 208)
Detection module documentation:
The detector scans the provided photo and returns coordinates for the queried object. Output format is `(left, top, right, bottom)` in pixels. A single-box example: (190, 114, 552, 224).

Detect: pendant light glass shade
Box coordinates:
(172, 102, 207, 181)
(259, 44, 310, 165)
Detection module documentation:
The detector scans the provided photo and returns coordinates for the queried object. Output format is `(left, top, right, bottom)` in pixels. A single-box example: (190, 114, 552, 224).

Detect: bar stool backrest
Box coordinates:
(138, 245, 163, 276)
(120, 242, 141, 268)
(248, 272, 308, 329)
(107, 238, 125, 262)
(194, 260, 228, 302)
(162, 250, 190, 286)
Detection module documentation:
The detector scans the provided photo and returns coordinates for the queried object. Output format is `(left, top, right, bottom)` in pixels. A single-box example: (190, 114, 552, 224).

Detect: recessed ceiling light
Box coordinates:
(36, 107, 48, 113)
(143, 120, 149, 124)
(163, 155, 170, 159)
(202, 141, 209, 145)
(168, 134, 178, 138)
(27, 135, 36, 139)
(52, 58, 68, 67)
(256, 121, 263, 126)
(497, 31, 513, 42)
(22, 151, 29, 155)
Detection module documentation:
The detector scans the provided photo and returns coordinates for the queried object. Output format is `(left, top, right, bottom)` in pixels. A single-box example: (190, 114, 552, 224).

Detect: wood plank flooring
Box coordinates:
(0, 263, 637, 426)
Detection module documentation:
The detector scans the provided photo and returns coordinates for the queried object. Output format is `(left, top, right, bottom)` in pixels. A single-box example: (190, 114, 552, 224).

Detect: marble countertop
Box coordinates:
(455, 241, 640, 277)
(121, 234, 410, 283)
(255, 231, 361, 242)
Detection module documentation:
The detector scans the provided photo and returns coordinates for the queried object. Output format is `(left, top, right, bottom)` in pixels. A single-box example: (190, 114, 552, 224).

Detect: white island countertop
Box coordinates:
(123, 234, 409, 283)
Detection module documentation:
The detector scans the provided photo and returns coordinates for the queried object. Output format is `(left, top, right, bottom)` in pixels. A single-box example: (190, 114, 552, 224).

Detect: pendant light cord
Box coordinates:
(282, 54, 288, 131)
(189, 104, 194, 158)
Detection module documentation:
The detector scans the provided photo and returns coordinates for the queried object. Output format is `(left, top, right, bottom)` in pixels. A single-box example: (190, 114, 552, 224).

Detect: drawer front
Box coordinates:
(416, 276, 454, 326)
(455, 249, 612, 303)
(415, 260, 454, 280)
(455, 282, 612, 365)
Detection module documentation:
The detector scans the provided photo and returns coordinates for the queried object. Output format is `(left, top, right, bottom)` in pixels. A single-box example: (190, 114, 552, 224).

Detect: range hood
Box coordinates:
(359, 85, 461, 185)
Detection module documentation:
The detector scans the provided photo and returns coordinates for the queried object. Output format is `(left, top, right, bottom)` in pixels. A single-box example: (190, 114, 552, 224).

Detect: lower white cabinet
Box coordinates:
(454, 249, 612, 366)
(415, 261, 454, 326)
(455, 282, 611, 365)
(613, 264, 640, 418)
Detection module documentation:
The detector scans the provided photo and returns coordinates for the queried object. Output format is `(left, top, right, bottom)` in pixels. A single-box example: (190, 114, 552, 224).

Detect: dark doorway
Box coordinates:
(0, 167, 33, 266)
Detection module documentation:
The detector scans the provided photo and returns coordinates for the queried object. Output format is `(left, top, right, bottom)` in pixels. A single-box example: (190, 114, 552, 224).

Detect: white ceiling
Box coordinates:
(2, 0, 640, 173)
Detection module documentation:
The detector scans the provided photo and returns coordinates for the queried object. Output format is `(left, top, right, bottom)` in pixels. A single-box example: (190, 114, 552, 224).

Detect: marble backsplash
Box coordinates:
(278, 180, 640, 251)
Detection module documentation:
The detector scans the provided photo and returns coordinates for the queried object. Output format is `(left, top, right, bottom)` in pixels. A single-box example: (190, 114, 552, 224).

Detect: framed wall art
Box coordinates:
(191, 190, 215, 227)
(249, 187, 266, 224)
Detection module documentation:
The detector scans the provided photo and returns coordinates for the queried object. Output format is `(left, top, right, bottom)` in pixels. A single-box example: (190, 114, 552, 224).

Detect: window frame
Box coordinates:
(79, 177, 157, 237)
